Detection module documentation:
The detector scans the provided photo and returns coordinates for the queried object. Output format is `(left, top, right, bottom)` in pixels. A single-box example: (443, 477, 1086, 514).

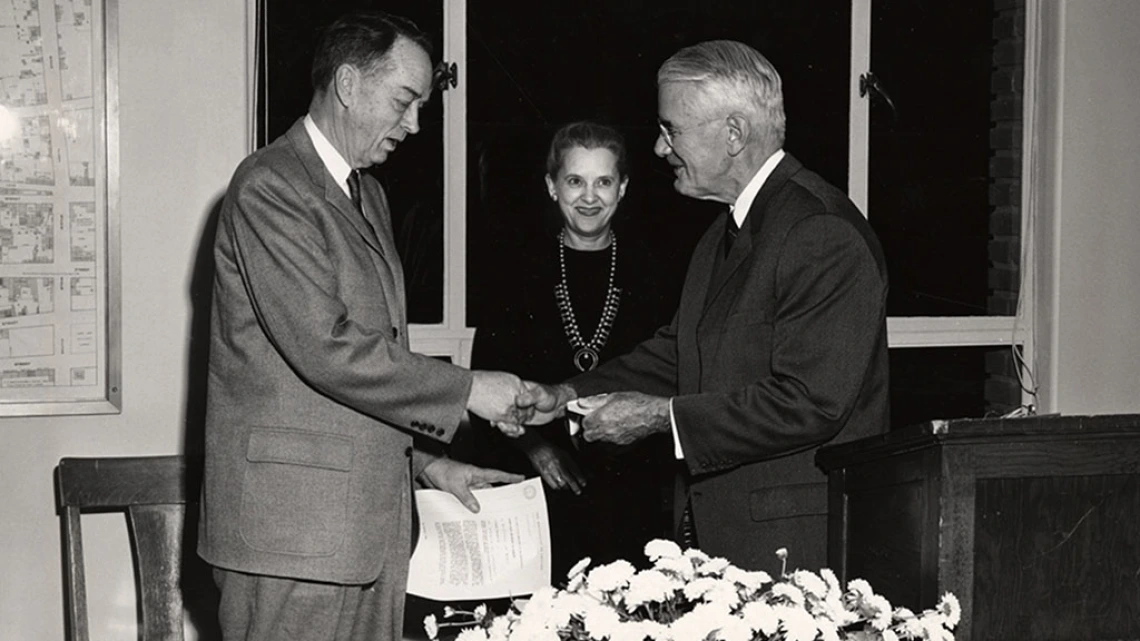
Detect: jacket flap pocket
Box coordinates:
(246, 428, 353, 471)
(749, 482, 827, 522)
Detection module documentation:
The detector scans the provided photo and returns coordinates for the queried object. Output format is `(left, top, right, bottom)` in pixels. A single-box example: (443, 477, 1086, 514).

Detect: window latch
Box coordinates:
(434, 62, 458, 91)
(859, 71, 898, 119)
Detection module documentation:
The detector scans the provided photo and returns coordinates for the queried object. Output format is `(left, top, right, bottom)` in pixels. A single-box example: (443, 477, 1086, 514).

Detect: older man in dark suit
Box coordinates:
(198, 12, 532, 641)
(522, 40, 889, 573)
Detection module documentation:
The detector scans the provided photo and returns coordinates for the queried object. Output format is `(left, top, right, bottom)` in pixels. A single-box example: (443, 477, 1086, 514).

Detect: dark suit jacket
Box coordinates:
(198, 118, 473, 585)
(571, 154, 889, 571)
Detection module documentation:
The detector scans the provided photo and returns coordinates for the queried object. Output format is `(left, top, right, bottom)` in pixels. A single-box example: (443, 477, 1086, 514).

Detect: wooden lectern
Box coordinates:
(815, 414, 1140, 641)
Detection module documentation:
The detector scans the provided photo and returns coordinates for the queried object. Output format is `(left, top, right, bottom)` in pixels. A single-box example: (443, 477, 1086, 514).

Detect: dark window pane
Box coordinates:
(466, 1, 850, 326)
(890, 346, 1025, 429)
(262, 2, 444, 324)
(868, 1, 1010, 316)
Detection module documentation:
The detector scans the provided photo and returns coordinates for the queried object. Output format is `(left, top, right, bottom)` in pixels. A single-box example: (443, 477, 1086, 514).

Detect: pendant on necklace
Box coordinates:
(573, 346, 600, 372)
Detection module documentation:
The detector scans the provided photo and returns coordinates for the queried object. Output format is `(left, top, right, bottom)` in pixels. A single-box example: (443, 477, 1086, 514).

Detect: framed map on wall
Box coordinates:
(0, 0, 120, 415)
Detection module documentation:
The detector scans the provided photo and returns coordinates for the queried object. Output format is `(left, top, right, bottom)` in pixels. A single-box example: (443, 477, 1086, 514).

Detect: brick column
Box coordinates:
(985, 0, 1026, 414)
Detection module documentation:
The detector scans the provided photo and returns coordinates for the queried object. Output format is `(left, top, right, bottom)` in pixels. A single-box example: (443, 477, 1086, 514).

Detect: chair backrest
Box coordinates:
(56, 456, 202, 641)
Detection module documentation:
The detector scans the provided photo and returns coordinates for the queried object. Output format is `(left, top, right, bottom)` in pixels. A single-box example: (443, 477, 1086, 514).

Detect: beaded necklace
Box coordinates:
(554, 230, 621, 372)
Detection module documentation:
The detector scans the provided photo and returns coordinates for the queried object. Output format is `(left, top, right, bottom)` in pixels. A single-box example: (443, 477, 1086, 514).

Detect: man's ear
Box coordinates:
(334, 64, 357, 108)
(725, 113, 749, 157)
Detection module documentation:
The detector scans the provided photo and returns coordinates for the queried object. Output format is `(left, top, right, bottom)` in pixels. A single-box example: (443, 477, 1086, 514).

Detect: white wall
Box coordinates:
(0, 1, 249, 639)
(1033, 0, 1140, 413)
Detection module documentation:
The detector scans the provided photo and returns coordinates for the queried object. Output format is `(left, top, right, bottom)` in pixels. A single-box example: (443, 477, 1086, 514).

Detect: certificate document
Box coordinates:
(407, 477, 551, 600)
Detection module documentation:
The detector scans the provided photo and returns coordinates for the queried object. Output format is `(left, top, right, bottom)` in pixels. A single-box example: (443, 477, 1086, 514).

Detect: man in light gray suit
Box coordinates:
(199, 11, 533, 641)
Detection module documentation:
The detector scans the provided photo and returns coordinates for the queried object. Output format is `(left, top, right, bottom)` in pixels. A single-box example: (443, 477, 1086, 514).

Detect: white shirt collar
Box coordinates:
(304, 114, 354, 198)
(730, 149, 786, 227)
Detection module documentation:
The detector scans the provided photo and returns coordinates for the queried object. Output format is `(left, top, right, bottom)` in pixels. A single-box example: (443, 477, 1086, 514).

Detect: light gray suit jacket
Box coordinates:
(198, 118, 472, 585)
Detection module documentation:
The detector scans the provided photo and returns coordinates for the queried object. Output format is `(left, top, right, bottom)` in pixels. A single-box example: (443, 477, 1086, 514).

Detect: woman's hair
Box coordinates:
(657, 40, 785, 146)
(311, 11, 433, 94)
(545, 121, 628, 178)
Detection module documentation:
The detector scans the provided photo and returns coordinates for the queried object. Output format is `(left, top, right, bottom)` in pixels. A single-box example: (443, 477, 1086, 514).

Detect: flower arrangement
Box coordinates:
(424, 540, 959, 641)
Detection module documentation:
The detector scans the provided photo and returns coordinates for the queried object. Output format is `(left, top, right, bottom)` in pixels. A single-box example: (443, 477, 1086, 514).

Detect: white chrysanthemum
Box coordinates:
(683, 548, 711, 565)
(937, 592, 962, 628)
(454, 627, 489, 641)
(565, 572, 586, 592)
(525, 586, 558, 612)
(865, 594, 893, 630)
(625, 568, 678, 608)
(790, 570, 828, 599)
(587, 559, 637, 593)
(682, 576, 720, 601)
(769, 582, 806, 606)
(567, 556, 593, 580)
(487, 615, 512, 641)
(645, 538, 683, 561)
(583, 602, 623, 639)
(704, 581, 743, 610)
(654, 555, 697, 581)
(710, 615, 753, 641)
(774, 604, 818, 641)
(895, 614, 925, 638)
(638, 620, 671, 641)
(507, 618, 561, 641)
(894, 607, 916, 620)
(815, 593, 858, 627)
(423, 614, 439, 640)
(882, 629, 900, 641)
(819, 568, 842, 596)
(847, 578, 874, 600)
(921, 617, 955, 641)
(473, 604, 487, 620)
(816, 619, 840, 641)
(696, 556, 731, 576)
(669, 603, 732, 641)
(723, 566, 772, 591)
(612, 620, 661, 641)
(739, 600, 780, 636)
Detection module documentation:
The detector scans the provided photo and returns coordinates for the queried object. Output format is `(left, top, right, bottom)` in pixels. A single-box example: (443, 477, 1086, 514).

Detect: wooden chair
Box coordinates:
(56, 456, 204, 641)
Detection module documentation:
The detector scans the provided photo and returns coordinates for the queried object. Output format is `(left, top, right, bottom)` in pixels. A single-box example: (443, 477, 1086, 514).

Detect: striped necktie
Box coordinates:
(346, 170, 363, 213)
(724, 210, 740, 258)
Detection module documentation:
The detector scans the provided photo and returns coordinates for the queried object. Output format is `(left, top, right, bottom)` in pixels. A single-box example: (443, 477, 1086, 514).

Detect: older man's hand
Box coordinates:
(580, 391, 671, 446)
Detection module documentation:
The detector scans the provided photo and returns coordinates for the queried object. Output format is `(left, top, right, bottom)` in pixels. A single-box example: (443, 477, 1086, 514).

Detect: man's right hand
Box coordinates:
(467, 371, 533, 428)
(516, 381, 576, 425)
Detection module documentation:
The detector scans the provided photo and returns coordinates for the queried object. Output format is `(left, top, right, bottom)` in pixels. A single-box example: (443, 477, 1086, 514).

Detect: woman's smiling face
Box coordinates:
(546, 146, 628, 242)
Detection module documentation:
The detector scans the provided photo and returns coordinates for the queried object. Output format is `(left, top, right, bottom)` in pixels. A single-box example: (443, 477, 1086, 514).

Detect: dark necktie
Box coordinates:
(724, 211, 740, 258)
(346, 170, 363, 213)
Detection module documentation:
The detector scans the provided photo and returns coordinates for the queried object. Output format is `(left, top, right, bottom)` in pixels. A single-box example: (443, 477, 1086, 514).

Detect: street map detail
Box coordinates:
(0, 0, 106, 404)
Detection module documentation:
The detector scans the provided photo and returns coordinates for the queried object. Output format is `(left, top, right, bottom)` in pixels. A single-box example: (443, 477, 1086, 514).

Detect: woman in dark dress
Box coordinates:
(468, 122, 678, 582)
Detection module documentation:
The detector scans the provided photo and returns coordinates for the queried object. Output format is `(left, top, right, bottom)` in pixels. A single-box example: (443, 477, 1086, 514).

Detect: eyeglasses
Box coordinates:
(657, 116, 722, 148)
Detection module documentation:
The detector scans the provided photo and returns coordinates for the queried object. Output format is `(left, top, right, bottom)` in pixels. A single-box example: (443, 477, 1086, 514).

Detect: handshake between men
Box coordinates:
(471, 372, 672, 447)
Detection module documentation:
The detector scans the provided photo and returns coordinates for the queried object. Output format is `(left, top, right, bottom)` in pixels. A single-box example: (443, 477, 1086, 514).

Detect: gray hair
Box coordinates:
(657, 40, 786, 146)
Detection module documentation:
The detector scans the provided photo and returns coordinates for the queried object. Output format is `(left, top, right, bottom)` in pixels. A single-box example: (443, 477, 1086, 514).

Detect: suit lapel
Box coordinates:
(285, 121, 387, 257)
(676, 223, 720, 393)
(285, 119, 407, 337)
(359, 175, 407, 336)
(702, 153, 802, 314)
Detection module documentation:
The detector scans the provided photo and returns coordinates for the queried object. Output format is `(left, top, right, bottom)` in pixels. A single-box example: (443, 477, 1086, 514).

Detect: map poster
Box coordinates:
(0, 0, 120, 415)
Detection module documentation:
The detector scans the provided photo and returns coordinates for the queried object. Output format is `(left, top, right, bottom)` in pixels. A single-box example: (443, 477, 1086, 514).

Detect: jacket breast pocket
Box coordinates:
(239, 427, 354, 556)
